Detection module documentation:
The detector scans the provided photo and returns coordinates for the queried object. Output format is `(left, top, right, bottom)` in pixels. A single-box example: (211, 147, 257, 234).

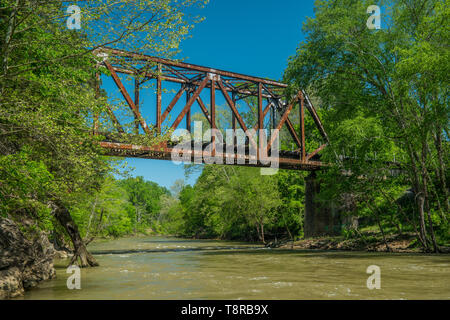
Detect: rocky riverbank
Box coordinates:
(278, 232, 450, 253)
(0, 217, 56, 299)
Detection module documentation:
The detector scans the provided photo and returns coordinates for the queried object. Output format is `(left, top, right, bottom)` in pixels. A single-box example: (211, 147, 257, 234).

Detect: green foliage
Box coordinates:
(0, 0, 207, 248)
(284, 0, 449, 250)
(1, 2, 113, 232)
(161, 165, 303, 243)
(1, 0, 447, 253)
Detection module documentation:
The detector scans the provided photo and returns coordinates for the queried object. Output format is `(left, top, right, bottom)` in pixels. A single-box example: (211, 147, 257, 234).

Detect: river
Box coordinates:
(17, 236, 450, 299)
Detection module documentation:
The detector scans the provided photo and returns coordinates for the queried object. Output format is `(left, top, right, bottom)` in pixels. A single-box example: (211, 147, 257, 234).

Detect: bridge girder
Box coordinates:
(93, 47, 329, 171)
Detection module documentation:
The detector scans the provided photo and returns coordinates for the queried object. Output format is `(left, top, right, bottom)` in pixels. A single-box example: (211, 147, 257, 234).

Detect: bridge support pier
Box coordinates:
(304, 171, 341, 238)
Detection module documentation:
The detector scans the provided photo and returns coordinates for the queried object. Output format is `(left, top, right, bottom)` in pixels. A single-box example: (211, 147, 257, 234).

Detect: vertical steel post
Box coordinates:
(134, 77, 140, 134)
(258, 83, 263, 160)
(300, 92, 306, 161)
(232, 93, 236, 131)
(186, 84, 192, 132)
(210, 79, 216, 157)
(258, 83, 263, 130)
(232, 92, 237, 151)
(272, 100, 277, 130)
(156, 64, 162, 133)
(186, 87, 191, 132)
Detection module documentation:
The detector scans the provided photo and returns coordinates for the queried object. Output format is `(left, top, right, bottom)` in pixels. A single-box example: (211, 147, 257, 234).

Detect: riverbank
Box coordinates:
(0, 218, 56, 299)
(278, 232, 450, 253)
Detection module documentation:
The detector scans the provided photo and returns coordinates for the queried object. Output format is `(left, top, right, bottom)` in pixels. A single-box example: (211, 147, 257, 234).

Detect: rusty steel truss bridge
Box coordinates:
(93, 47, 329, 171)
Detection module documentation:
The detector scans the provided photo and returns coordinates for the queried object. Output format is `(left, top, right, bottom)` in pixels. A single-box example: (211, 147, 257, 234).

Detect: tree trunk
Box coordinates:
(260, 222, 265, 244)
(434, 126, 449, 214)
(404, 144, 430, 250)
(416, 194, 429, 251)
(2, 0, 20, 82)
(423, 175, 439, 253)
(51, 200, 99, 267)
(255, 223, 261, 242)
(367, 201, 391, 252)
(85, 196, 97, 240)
(421, 140, 440, 253)
(425, 206, 439, 253)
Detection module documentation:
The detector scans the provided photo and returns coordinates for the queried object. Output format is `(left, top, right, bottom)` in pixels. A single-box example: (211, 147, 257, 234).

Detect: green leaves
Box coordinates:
(283, 0, 449, 248)
(0, 0, 208, 244)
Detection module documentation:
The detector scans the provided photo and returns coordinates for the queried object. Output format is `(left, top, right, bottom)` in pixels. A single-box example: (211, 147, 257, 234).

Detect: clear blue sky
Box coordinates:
(111, 0, 315, 189)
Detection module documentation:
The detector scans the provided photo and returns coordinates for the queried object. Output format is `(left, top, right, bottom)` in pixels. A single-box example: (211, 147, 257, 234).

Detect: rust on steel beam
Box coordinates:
(232, 93, 237, 152)
(267, 94, 299, 152)
(104, 61, 152, 135)
(210, 79, 216, 156)
(217, 79, 248, 132)
(98, 47, 288, 88)
(196, 96, 211, 125)
(156, 64, 162, 132)
(134, 77, 140, 134)
(258, 83, 264, 159)
(285, 117, 302, 149)
(223, 80, 237, 93)
(186, 88, 191, 132)
(110, 66, 278, 99)
(262, 83, 280, 99)
(306, 143, 327, 161)
(236, 83, 252, 91)
(164, 65, 190, 81)
(302, 90, 329, 143)
(300, 92, 306, 161)
(252, 102, 272, 131)
(99, 141, 170, 153)
(217, 79, 258, 152)
(210, 80, 216, 130)
(105, 105, 125, 134)
(95, 48, 328, 170)
(258, 83, 264, 131)
(232, 93, 236, 131)
(171, 77, 209, 130)
(161, 86, 186, 123)
(98, 141, 325, 171)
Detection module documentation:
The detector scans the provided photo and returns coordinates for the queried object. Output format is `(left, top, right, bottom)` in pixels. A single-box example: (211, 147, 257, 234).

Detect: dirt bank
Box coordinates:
(278, 232, 450, 253)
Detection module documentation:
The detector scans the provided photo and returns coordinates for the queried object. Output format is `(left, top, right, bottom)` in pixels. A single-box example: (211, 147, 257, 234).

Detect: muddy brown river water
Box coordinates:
(17, 236, 450, 299)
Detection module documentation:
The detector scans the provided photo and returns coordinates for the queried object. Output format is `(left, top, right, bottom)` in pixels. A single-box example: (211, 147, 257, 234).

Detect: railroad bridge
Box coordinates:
(93, 47, 337, 237)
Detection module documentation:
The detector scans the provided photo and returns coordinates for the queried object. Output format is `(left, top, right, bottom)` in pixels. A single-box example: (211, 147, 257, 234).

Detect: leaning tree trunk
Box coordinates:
(51, 200, 99, 267)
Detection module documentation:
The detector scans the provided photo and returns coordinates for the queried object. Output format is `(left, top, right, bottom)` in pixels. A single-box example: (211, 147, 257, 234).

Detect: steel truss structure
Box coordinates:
(94, 47, 329, 170)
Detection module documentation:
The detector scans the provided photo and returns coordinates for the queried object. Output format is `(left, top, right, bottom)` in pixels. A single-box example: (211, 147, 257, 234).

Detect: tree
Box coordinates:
(119, 176, 169, 232)
(176, 165, 283, 243)
(1, 0, 207, 83)
(0, 0, 207, 266)
(284, 0, 449, 251)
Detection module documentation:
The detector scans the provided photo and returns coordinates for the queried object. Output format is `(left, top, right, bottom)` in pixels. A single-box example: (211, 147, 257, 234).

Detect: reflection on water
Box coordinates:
(17, 236, 450, 300)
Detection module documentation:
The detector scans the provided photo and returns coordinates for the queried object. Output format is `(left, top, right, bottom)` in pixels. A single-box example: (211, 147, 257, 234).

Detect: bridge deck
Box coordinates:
(99, 141, 324, 171)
